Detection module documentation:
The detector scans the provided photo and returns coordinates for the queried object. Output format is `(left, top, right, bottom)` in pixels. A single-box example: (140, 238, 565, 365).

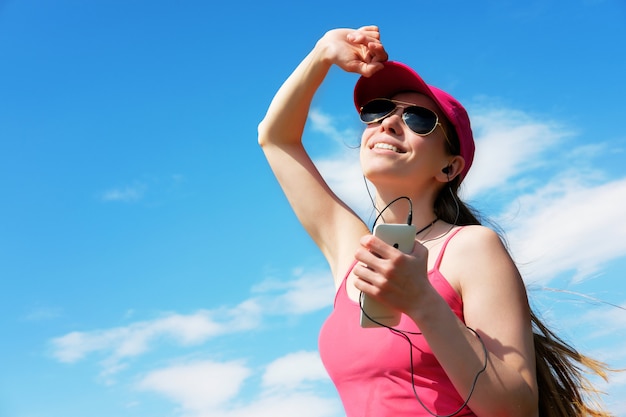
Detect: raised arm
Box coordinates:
(257, 27, 388, 280)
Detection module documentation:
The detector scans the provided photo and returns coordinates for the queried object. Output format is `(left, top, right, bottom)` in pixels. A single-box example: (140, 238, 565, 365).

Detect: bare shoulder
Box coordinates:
(448, 224, 507, 258)
(441, 225, 523, 296)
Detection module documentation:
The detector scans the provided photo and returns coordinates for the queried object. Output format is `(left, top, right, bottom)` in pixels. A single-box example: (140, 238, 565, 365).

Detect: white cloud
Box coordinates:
(575, 302, 626, 342)
(463, 107, 571, 197)
(262, 350, 329, 390)
(314, 149, 376, 223)
(252, 269, 335, 315)
(22, 306, 62, 321)
(47, 271, 335, 382)
(503, 177, 626, 284)
(211, 391, 340, 417)
(49, 302, 262, 376)
(135, 354, 341, 417)
(309, 108, 360, 146)
(99, 174, 186, 203)
(100, 183, 146, 202)
(48, 281, 342, 416)
(275, 272, 335, 314)
(136, 360, 251, 412)
(51, 328, 123, 363)
(308, 108, 377, 222)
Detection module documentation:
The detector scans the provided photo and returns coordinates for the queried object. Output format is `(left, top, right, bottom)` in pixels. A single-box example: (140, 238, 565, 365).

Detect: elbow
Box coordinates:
(257, 120, 269, 148)
(509, 399, 538, 417)
(494, 391, 538, 417)
(474, 382, 538, 417)
(257, 119, 281, 149)
(480, 402, 537, 417)
(515, 375, 539, 417)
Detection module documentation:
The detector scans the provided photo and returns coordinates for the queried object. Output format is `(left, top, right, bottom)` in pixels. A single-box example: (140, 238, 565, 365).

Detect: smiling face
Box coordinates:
(360, 91, 454, 191)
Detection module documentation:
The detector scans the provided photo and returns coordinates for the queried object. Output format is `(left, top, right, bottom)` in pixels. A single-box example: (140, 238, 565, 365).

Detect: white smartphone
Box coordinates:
(359, 223, 417, 328)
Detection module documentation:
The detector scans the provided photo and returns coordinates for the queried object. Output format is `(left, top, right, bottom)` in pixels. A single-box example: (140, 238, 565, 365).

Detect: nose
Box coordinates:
(379, 109, 403, 134)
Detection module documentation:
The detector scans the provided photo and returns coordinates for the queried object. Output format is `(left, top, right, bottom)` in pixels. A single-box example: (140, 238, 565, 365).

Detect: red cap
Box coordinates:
(354, 61, 475, 180)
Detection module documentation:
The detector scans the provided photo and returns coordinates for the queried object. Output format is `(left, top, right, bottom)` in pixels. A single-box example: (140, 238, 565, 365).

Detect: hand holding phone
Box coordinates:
(359, 223, 416, 328)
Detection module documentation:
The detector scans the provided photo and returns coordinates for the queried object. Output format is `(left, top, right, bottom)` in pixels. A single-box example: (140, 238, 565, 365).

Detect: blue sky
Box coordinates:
(1, 1, 625, 416)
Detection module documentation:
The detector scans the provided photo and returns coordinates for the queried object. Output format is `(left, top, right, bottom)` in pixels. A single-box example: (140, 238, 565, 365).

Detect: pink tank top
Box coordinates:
(318, 228, 476, 417)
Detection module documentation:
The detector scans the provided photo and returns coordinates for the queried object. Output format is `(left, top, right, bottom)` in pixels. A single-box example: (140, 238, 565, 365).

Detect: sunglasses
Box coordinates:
(359, 98, 446, 138)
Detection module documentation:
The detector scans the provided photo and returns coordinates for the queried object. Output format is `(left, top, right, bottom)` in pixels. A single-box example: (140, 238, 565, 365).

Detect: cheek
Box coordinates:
(360, 125, 378, 146)
(359, 135, 373, 174)
(360, 127, 376, 152)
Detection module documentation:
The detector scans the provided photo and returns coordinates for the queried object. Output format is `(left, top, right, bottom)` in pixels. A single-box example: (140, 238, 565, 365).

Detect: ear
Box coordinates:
(436, 155, 465, 183)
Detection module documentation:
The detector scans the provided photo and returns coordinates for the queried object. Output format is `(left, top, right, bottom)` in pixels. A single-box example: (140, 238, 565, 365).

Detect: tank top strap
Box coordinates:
(431, 226, 465, 271)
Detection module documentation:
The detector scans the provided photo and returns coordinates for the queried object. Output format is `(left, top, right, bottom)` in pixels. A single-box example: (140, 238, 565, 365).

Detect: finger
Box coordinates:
(355, 46, 388, 77)
(346, 32, 369, 47)
(352, 263, 385, 294)
(353, 262, 375, 282)
(360, 234, 407, 260)
(368, 43, 388, 63)
(357, 25, 380, 32)
(354, 276, 380, 297)
(353, 246, 383, 270)
(356, 25, 381, 40)
(347, 27, 382, 46)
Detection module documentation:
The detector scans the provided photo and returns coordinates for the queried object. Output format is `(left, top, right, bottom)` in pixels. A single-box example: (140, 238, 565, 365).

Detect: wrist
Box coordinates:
(313, 35, 336, 67)
(406, 284, 447, 326)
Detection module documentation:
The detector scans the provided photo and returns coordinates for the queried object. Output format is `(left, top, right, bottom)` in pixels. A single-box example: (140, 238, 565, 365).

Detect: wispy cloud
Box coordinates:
(100, 183, 146, 202)
(576, 302, 626, 343)
(48, 269, 335, 381)
(49, 301, 261, 378)
(48, 272, 342, 416)
(504, 177, 626, 283)
(136, 359, 252, 412)
(463, 106, 572, 197)
(22, 306, 63, 321)
(252, 269, 335, 315)
(308, 108, 381, 223)
(314, 149, 376, 223)
(309, 108, 360, 146)
(98, 174, 185, 203)
(135, 352, 340, 417)
(261, 350, 330, 390)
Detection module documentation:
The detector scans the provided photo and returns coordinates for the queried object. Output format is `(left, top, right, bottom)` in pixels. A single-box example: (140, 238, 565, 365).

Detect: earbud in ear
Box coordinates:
(442, 166, 451, 174)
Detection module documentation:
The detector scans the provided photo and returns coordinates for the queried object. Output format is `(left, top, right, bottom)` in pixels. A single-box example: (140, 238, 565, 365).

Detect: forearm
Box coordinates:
(257, 41, 332, 148)
(410, 289, 537, 417)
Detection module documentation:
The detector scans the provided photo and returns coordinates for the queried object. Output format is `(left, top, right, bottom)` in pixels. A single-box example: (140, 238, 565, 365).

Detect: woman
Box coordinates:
(258, 26, 610, 417)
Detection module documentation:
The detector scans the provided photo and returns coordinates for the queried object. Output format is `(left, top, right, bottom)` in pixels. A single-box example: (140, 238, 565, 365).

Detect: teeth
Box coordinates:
(374, 143, 400, 153)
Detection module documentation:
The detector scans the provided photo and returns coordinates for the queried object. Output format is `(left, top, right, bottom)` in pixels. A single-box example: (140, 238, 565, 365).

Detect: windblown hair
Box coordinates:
(531, 309, 612, 417)
(433, 169, 614, 417)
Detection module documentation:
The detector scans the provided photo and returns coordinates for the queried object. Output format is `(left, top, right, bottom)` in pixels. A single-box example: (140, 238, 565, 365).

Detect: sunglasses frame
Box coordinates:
(359, 98, 450, 144)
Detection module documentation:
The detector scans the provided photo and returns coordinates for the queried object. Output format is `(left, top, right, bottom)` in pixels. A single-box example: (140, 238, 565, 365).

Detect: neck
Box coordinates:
(374, 187, 438, 227)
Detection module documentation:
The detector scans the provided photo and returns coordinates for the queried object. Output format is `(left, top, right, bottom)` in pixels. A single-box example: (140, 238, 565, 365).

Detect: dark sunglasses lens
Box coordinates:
(360, 99, 396, 123)
(404, 107, 438, 134)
